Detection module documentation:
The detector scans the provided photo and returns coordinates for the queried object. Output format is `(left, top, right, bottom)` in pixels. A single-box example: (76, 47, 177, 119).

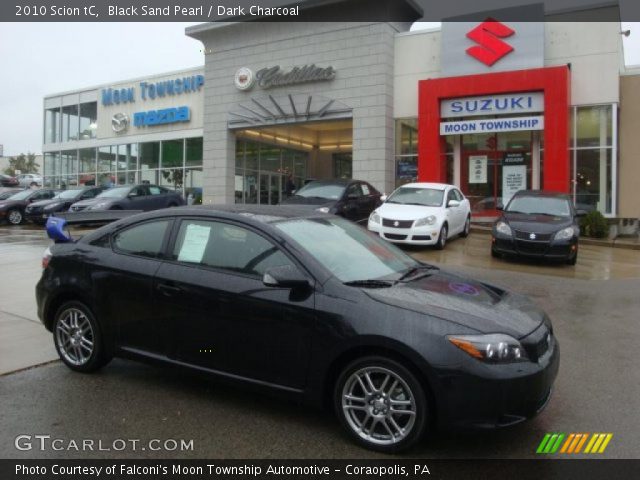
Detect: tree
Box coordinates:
(4, 153, 40, 176)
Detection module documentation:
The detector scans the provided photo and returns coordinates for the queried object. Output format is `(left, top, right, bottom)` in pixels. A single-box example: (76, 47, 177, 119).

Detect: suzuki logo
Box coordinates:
(466, 19, 515, 66)
(393, 221, 399, 227)
(529, 233, 537, 240)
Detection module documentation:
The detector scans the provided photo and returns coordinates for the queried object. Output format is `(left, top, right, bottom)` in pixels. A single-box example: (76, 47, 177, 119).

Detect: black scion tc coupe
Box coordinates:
(492, 190, 585, 265)
(37, 205, 559, 452)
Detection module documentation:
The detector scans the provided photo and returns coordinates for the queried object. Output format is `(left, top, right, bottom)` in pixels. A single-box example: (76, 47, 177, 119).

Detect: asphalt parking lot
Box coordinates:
(1, 225, 639, 459)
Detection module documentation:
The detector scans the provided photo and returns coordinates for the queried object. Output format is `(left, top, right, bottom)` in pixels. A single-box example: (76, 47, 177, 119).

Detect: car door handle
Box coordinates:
(157, 283, 183, 296)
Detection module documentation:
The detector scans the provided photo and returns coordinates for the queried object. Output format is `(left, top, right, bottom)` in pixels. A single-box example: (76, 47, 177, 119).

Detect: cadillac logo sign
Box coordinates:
(234, 67, 255, 91)
(529, 233, 537, 240)
(111, 113, 129, 133)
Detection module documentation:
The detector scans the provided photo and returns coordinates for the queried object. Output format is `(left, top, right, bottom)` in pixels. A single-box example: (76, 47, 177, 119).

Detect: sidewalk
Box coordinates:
(0, 310, 58, 375)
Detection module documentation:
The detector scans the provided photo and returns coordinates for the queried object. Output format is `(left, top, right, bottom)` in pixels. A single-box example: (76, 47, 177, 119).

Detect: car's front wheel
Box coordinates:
(53, 301, 111, 373)
(334, 356, 429, 453)
(7, 209, 23, 225)
(435, 224, 448, 250)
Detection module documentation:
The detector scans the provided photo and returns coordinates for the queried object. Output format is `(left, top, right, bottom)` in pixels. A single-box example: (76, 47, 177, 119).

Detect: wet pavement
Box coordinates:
(1, 224, 639, 459)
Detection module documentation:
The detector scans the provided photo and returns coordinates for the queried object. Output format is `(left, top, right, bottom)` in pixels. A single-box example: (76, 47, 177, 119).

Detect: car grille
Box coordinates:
(71, 205, 88, 212)
(515, 240, 549, 255)
(382, 218, 414, 229)
(384, 233, 408, 240)
(412, 235, 431, 241)
(514, 230, 552, 241)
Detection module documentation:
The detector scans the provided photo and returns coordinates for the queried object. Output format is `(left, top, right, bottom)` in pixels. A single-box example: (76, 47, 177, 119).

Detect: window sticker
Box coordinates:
(177, 224, 211, 263)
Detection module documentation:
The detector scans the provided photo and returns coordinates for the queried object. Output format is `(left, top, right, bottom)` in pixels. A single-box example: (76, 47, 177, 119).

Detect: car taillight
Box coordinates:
(42, 246, 52, 269)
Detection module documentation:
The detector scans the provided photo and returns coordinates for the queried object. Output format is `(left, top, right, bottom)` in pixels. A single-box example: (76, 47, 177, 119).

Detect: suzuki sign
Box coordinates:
(441, 20, 544, 76)
(441, 92, 544, 118)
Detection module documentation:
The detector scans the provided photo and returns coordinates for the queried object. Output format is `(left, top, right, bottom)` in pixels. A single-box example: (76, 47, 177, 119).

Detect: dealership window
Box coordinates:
(395, 119, 418, 188)
(139, 141, 161, 185)
(62, 104, 79, 142)
(570, 104, 616, 215)
(79, 102, 97, 140)
(45, 108, 60, 144)
(185, 137, 203, 167)
(235, 139, 308, 205)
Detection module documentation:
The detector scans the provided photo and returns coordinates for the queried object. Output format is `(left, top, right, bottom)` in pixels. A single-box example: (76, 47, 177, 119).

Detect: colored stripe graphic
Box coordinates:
(538, 433, 613, 454)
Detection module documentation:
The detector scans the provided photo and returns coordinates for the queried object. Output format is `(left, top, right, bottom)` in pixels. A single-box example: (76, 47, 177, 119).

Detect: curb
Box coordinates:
(470, 226, 640, 251)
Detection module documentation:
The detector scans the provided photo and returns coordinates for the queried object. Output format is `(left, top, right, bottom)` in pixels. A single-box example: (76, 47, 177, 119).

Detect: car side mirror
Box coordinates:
(496, 204, 504, 211)
(447, 199, 460, 208)
(128, 192, 138, 198)
(263, 265, 309, 289)
(576, 209, 588, 217)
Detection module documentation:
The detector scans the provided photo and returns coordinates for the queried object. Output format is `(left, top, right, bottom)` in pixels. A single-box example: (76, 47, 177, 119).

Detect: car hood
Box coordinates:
(376, 203, 443, 220)
(502, 212, 572, 233)
(364, 269, 544, 339)
(71, 197, 113, 208)
(29, 198, 67, 208)
(0, 200, 27, 210)
(281, 196, 337, 207)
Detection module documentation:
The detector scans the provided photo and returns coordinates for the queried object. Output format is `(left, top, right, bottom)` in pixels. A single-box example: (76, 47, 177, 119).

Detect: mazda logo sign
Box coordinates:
(111, 113, 129, 133)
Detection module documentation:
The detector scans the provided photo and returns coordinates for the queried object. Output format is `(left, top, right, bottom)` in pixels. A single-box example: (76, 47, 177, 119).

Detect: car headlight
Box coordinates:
(554, 226, 575, 240)
(495, 221, 512, 236)
(414, 215, 437, 227)
(369, 212, 380, 224)
(315, 207, 330, 213)
(91, 203, 109, 210)
(448, 334, 528, 363)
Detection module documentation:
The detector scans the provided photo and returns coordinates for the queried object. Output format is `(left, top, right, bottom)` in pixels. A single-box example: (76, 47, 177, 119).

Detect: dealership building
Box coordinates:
(41, 2, 640, 228)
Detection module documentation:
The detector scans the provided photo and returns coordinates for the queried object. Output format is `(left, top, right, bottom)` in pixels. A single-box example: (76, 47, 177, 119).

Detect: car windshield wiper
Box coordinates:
(343, 279, 394, 288)
(529, 212, 562, 217)
(394, 264, 439, 284)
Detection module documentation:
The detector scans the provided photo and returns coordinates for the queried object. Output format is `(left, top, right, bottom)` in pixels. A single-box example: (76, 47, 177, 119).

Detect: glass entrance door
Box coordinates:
(461, 131, 533, 216)
(259, 173, 282, 205)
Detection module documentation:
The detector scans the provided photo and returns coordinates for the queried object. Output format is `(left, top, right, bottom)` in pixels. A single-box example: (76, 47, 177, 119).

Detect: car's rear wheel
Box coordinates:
(334, 356, 428, 453)
(460, 215, 471, 238)
(435, 224, 447, 250)
(7, 209, 23, 225)
(53, 301, 111, 373)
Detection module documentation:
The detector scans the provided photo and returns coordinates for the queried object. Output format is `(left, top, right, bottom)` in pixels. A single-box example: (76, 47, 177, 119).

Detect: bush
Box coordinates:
(580, 210, 609, 238)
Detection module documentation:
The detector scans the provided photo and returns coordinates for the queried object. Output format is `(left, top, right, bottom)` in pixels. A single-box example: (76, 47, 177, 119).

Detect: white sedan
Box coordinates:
(367, 182, 471, 249)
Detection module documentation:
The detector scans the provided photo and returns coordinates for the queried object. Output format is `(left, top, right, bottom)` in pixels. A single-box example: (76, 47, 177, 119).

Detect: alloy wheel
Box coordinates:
(55, 307, 95, 366)
(8, 210, 22, 225)
(341, 367, 417, 446)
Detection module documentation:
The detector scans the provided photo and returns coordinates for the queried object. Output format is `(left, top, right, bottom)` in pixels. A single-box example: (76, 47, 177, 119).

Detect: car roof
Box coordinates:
(396, 182, 453, 190)
(303, 179, 355, 186)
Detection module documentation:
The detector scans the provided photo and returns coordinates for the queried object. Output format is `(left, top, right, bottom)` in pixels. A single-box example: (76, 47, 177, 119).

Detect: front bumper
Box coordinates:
(368, 222, 442, 245)
(492, 234, 577, 260)
(434, 332, 560, 430)
(25, 211, 49, 224)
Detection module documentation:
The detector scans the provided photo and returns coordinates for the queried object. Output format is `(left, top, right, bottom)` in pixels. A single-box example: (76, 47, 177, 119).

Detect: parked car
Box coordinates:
(16, 173, 43, 188)
(69, 184, 185, 212)
(0, 174, 19, 187)
(368, 183, 471, 249)
(280, 179, 382, 223)
(0, 188, 22, 200)
(25, 187, 104, 224)
(38, 205, 559, 453)
(0, 189, 57, 225)
(491, 190, 585, 265)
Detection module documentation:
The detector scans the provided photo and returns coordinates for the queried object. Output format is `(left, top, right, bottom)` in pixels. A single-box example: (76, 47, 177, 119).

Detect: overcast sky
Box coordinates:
(0, 22, 638, 157)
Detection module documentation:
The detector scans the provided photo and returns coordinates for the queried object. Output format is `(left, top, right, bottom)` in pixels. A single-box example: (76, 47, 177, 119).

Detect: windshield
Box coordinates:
(506, 196, 571, 217)
(274, 216, 419, 282)
(55, 189, 83, 199)
(294, 182, 346, 200)
(386, 187, 444, 207)
(6, 190, 33, 201)
(96, 187, 130, 199)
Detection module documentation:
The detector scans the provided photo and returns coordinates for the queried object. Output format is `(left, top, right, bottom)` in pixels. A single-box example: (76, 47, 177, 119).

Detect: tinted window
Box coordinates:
(149, 186, 162, 195)
(294, 182, 346, 200)
(346, 183, 363, 198)
(81, 189, 101, 199)
(172, 220, 292, 277)
(113, 220, 170, 258)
